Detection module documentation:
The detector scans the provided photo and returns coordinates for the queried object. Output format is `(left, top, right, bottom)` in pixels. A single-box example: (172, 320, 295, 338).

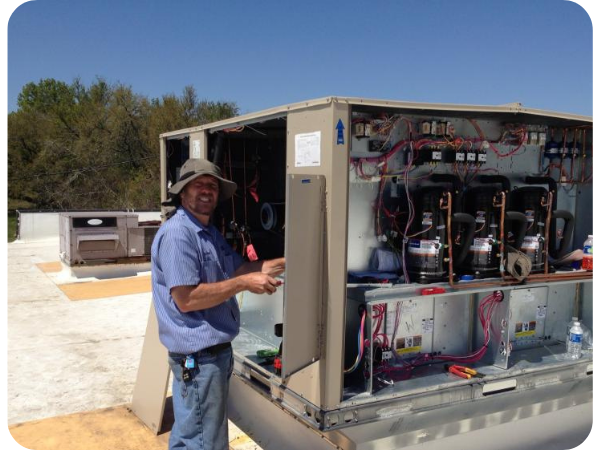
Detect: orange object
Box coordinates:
(445, 364, 484, 379)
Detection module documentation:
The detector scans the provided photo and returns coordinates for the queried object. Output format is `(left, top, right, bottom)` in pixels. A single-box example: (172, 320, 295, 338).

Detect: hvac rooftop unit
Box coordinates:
(59, 212, 158, 265)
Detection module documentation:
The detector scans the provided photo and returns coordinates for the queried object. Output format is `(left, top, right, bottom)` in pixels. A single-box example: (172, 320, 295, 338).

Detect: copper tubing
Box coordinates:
(440, 192, 454, 287)
(451, 281, 520, 290)
(456, 191, 524, 290)
(526, 271, 593, 281)
(493, 192, 507, 280)
(541, 191, 553, 275)
(451, 271, 592, 290)
(443, 190, 520, 291)
(558, 128, 567, 183)
(442, 186, 589, 292)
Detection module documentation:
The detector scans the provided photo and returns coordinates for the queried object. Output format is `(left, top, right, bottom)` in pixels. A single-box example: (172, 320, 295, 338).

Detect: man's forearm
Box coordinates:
(235, 257, 285, 277)
(175, 277, 246, 312)
(235, 260, 264, 276)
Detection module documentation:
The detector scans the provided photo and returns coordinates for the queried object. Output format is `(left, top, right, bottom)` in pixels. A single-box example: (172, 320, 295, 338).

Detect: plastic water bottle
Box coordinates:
(567, 321, 584, 359)
(582, 235, 593, 271)
(566, 316, 578, 340)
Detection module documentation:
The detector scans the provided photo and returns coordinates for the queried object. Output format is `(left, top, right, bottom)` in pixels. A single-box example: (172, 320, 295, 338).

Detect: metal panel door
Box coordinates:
(282, 174, 325, 378)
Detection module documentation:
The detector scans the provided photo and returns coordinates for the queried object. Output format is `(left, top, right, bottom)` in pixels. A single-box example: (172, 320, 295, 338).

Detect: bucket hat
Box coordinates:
(169, 159, 237, 202)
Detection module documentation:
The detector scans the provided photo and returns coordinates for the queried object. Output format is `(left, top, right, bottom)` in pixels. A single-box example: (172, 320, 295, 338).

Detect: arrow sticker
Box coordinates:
(336, 119, 345, 145)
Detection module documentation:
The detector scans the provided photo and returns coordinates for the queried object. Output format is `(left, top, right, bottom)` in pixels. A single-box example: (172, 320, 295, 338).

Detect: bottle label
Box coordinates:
(584, 245, 593, 255)
(569, 333, 583, 344)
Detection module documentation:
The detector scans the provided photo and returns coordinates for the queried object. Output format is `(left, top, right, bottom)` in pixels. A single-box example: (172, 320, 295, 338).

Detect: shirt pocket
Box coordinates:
(223, 254, 235, 276)
(200, 259, 221, 283)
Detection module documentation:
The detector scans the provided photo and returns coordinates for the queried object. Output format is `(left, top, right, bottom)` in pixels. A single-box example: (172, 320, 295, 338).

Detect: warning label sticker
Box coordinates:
(475, 211, 486, 224)
(396, 336, 422, 354)
(515, 321, 537, 338)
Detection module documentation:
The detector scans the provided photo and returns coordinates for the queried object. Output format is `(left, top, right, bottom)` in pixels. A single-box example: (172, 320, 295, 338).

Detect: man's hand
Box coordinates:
(241, 272, 281, 295)
(262, 257, 286, 277)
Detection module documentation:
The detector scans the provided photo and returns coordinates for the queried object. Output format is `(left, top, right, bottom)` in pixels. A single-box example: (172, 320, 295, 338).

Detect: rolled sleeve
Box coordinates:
(159, 228, 202, 290)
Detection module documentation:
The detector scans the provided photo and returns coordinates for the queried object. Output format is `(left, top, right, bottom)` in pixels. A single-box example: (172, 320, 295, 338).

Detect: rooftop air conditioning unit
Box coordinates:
(59, 212, 159, 265)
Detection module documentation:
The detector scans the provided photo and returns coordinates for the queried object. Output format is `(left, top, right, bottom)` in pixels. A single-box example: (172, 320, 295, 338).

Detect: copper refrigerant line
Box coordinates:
(545, 126, 593, 184)
(439, 190, 591, 291)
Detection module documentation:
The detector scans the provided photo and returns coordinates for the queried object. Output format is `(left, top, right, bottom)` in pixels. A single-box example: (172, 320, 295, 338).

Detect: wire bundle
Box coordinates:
(372, 291, 504, 381)
(344, 309, 367, 374)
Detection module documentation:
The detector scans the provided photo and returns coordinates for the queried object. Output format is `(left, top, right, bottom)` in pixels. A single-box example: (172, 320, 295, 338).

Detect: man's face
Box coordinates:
(180, 175, 219, 221)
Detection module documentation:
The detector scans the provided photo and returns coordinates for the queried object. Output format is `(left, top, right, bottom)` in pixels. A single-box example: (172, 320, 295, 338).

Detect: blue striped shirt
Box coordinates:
(151, 207, 244, 354)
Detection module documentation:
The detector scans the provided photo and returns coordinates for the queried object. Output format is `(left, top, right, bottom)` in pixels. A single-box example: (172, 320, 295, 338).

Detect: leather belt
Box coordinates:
(200, 341, 231, 356)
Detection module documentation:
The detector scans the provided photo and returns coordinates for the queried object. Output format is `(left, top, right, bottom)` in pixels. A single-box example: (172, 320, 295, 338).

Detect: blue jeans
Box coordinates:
(168, 347, 233, 450)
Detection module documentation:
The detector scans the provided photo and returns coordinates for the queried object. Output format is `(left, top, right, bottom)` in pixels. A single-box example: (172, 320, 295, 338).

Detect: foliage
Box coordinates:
(7, 211, 17, 243)
(8, 78, 238, 210)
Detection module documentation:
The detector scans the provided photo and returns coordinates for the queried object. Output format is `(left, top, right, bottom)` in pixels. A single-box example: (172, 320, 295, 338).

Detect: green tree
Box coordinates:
(8, 78, 239, 211)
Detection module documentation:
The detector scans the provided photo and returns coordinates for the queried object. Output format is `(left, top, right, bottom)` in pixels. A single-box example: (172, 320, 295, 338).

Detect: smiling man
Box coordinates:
(151, 158, 285, 450)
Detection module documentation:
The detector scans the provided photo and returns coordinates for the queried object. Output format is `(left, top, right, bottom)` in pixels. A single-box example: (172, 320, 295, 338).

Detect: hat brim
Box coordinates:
(169, 173, 237, 202)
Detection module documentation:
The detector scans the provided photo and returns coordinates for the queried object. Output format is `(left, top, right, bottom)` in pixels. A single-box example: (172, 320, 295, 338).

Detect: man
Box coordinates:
(151, 158, 285, 450)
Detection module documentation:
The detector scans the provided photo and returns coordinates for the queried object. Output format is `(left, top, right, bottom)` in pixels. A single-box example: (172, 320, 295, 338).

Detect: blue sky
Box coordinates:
(6, 0, 594, 116)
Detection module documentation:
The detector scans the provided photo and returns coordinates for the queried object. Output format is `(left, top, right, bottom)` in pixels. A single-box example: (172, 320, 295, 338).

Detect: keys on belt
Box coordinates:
(181, 355, 195, 382)
(179, 343, 231, 382)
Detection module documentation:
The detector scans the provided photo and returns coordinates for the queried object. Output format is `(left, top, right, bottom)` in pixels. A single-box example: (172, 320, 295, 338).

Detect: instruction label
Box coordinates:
(295, 131, 321, 167)
(192, 140, 202, 159)
(536, 305, 547, 319)
(421, 318, 434, 334)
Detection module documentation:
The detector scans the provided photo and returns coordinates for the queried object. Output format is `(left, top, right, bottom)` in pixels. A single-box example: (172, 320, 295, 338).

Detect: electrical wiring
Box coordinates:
(390, 301, 402, 352)
(372, 304, 389, 347)
(398, 224, 433, 239)
(381, 168, 433, 181)
(474, 221, 486, 234)
(544, 162, 569, 180)
(223, 125, 245, 133)
(434, 291, 504, 364)
(468, 119, 527, 158)
(401, 141, 416, 284)
(372, 291, 504, 382)
(344, 309, 367, 374)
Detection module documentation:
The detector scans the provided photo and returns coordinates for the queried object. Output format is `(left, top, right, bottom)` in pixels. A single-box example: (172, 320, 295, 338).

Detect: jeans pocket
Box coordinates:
(227, 349, 234, 380)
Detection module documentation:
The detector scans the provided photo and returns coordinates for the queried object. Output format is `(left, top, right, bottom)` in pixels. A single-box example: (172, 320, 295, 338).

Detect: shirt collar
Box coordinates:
(178, 206, 212, 234)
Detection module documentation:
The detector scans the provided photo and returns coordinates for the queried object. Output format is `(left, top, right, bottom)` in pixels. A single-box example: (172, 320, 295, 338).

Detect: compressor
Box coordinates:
(459, 175, 528, 278)
(406, 175, 475, 284)
(509, 176, 574, 272)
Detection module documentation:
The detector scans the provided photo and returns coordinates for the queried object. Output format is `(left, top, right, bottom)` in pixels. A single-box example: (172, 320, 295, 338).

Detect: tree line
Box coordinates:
(7, 78, 238, 210)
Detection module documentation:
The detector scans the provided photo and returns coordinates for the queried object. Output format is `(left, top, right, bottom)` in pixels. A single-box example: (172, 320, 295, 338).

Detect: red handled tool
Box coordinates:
(444, 364, 484, 379)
